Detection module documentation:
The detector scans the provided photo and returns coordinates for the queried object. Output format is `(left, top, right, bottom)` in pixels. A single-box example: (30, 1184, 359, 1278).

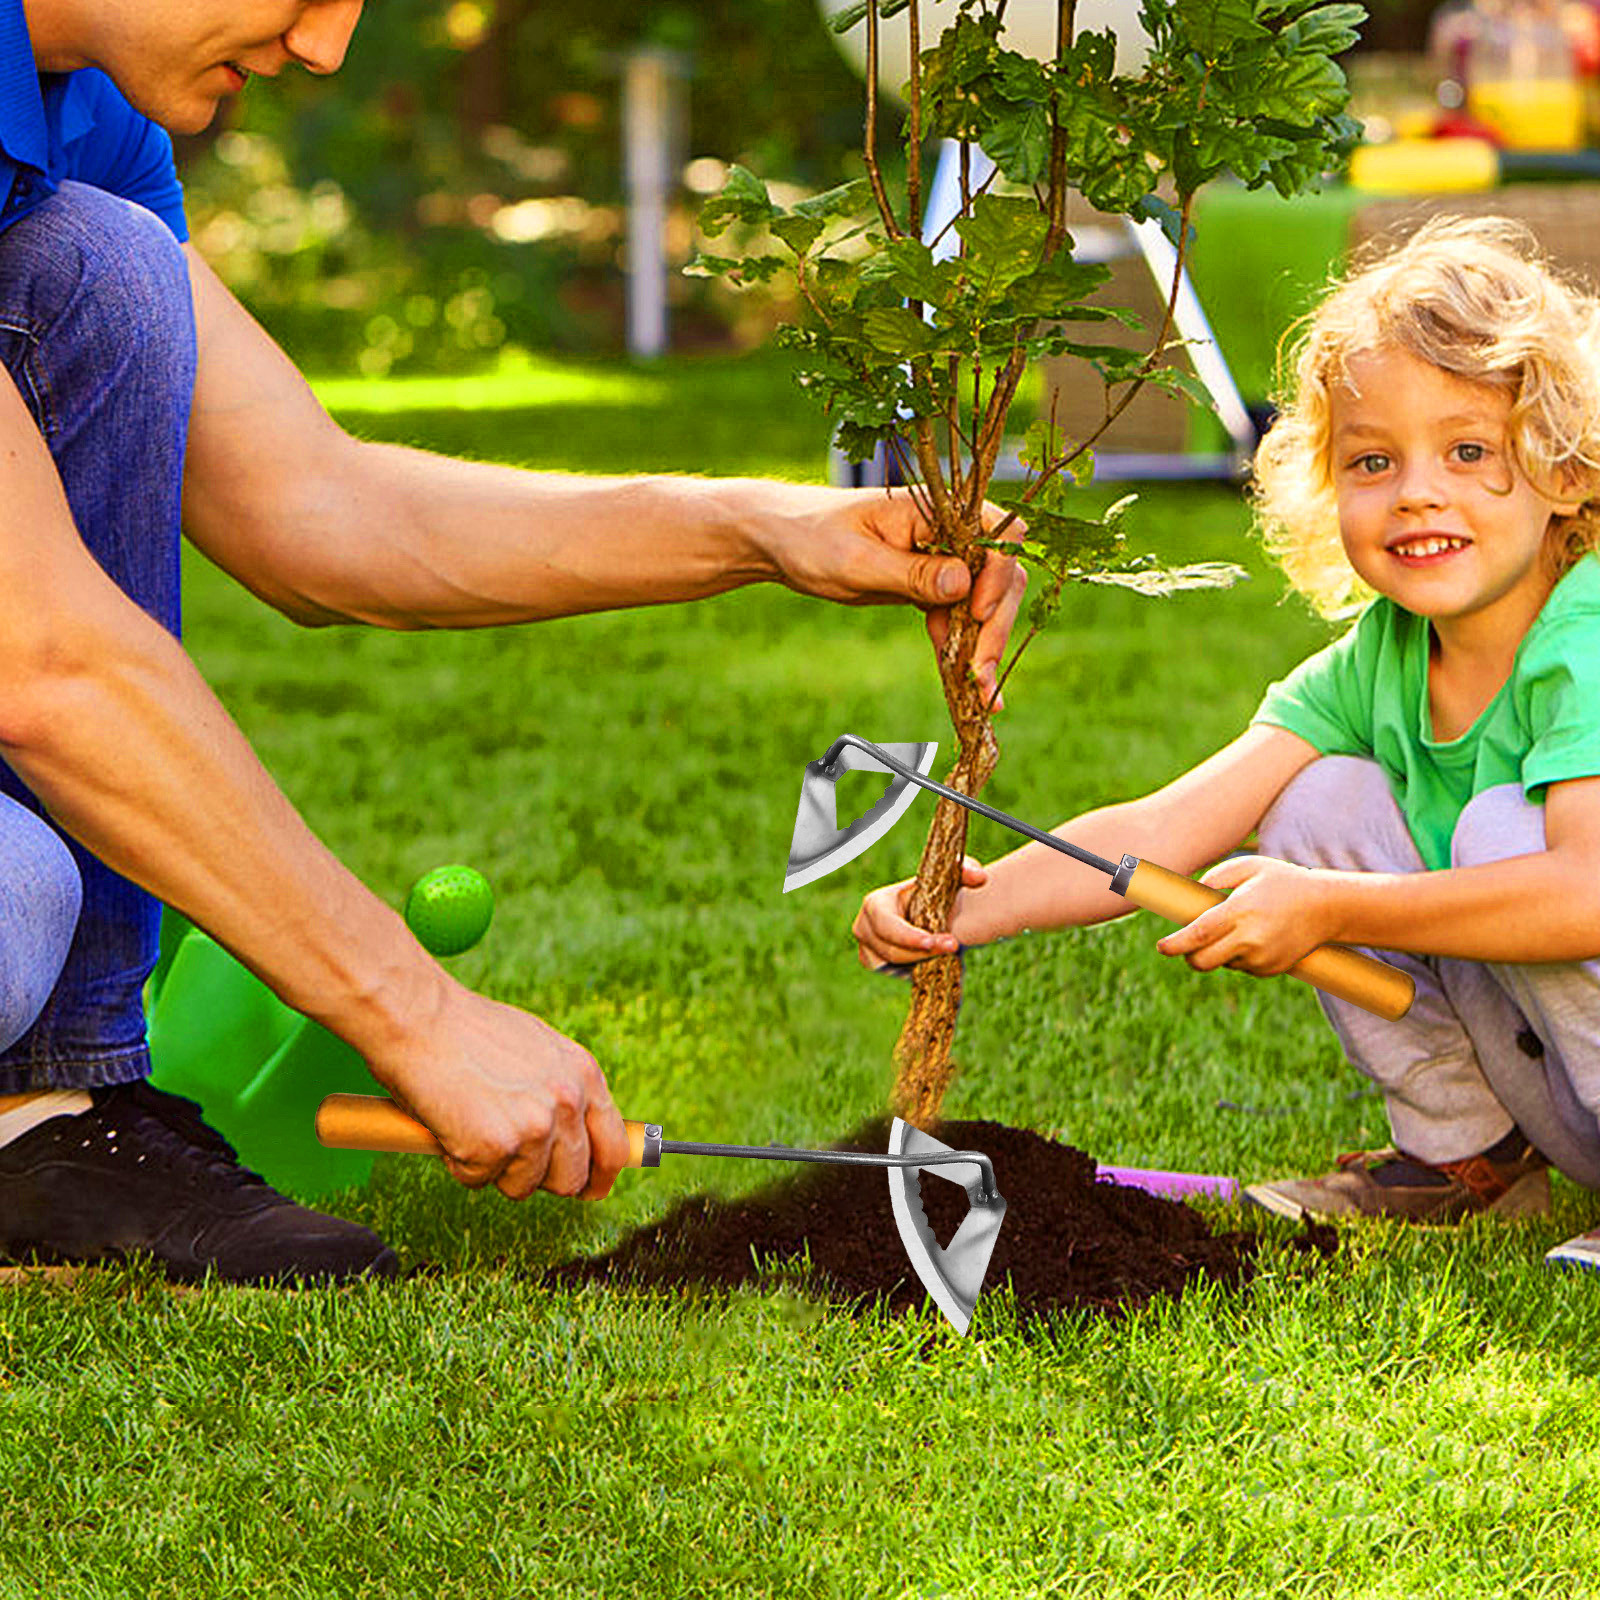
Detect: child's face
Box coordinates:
(1329, 346, 1578, 641)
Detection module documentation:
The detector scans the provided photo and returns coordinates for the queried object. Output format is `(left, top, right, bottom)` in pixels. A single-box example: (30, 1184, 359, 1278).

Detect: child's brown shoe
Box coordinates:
(1244, 1134, 1549, 1224)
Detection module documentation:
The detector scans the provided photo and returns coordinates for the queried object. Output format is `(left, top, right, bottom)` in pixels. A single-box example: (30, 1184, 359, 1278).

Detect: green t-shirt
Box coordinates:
(1252, 554, 1600, 869)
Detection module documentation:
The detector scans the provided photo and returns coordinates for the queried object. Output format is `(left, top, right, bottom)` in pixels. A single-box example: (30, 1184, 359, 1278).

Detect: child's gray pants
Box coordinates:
(1257, 755, 1600, 1188)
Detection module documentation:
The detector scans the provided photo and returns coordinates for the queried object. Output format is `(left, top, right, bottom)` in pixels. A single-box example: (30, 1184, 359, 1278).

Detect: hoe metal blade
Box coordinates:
(784, 737, 938, 893)
(886, 1117, 1008, 1337)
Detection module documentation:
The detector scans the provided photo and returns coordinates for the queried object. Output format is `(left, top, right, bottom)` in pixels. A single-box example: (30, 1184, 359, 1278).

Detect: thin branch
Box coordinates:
(924, 163, 1001, 255)
(982, 388, 1071, 714)
(965, 341, 1028, 520)
(983, 614, 1044, 715)
(864, 2, 904, 239)
(907, 0, 923, 243)
(909, 415, 958, 531)
(793, 252, 831, 329)
(947, 357, 963, 504)
(886, 432, 937, 529)
(1043, 0, 1076, 256)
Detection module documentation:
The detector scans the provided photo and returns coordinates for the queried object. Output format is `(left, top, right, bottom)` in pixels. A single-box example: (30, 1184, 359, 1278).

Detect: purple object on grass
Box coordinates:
(1095, 1165, 1240, 1202)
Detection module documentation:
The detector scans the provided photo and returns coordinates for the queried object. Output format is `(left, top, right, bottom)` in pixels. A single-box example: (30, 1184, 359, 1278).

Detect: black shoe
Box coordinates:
(0, 1079, 401, 1284)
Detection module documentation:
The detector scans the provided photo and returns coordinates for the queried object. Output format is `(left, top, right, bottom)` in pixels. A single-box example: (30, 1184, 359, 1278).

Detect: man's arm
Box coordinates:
(178, 248, 1025, 692)
(0, 365, 627, 1200)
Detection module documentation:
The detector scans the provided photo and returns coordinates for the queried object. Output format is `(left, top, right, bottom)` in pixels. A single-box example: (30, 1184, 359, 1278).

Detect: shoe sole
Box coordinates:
(1242, 1167, 1551, 1225)
(0, 1264, 86, 1287)
(0, 1245, 401, 1289)
(1545, 1242, 1600, 1272)
(1241, 1183, 1313, 1222)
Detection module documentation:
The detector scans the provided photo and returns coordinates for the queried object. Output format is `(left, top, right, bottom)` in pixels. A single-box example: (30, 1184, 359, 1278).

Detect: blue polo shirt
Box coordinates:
(0, 0, 186, 241)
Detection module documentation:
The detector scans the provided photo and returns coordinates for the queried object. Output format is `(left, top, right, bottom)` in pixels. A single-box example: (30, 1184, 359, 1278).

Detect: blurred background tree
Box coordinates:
(177, 0, 877, 374)
(178, 0, 1428, 378)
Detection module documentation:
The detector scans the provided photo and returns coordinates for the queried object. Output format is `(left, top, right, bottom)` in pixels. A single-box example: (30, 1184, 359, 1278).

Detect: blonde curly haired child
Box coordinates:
(854, 215, 1600, 1268)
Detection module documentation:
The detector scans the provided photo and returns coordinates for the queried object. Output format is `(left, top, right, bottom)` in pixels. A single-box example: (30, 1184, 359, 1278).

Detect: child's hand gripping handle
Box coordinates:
(314, 1093, 657, 1168)
(1119, 858, 1415, 1022)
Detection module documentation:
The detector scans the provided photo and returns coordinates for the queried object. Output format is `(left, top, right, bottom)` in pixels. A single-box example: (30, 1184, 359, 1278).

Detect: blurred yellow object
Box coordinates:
(1393, 108, 1440, 140)
(1469, 77, 1586, 149)
(1348, 137, 1502, 192)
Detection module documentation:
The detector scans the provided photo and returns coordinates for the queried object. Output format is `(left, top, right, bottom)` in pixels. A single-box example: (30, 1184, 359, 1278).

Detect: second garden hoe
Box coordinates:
(316, 1095, 1008, 1336)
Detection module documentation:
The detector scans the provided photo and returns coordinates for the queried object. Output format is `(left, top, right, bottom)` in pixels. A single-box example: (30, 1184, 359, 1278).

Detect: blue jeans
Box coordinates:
(0, 182, 195, 1090)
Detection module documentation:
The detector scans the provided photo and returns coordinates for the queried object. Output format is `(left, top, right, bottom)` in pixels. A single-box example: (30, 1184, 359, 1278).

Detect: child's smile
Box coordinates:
(1329, 347, 1579, 658)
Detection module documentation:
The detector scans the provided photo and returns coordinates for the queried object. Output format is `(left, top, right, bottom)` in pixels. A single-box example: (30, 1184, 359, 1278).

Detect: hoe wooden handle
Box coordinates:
(1121, 859, 1415, 1022)
(315, 1093, 655, 1168)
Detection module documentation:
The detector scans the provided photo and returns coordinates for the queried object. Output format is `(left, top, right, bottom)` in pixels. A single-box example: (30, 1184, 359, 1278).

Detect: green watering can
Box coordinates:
(144, 866, 493, 1201)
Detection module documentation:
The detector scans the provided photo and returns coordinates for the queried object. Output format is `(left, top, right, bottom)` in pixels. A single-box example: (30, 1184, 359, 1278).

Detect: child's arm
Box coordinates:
(853, 724, 1321, 967)
(1161, 773, 1600, 972)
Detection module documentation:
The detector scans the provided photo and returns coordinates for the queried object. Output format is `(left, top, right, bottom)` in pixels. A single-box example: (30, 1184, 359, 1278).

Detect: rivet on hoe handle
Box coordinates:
(784, 733, 1415, 1023)
(316, 1094, 1008, 1336)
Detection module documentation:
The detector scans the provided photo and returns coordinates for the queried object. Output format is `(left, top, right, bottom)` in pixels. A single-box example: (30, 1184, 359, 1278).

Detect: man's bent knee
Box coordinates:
(0, 182, 192, 442)
(0, 803, 83, 1053)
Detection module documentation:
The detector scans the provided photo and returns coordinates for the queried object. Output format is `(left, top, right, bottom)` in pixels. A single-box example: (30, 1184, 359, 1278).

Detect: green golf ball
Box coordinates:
(404, 865, 494, 957)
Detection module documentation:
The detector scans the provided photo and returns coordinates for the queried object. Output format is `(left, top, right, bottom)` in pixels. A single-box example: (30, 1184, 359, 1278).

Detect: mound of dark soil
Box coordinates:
(550, 1118, 1334, 1329)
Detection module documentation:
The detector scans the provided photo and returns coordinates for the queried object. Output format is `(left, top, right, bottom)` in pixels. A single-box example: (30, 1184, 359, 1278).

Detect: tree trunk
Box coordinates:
(888, 589, 998, 1126)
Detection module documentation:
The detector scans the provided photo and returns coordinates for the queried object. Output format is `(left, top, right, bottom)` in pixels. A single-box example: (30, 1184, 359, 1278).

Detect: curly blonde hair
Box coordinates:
(1251, 215, 1600, 618)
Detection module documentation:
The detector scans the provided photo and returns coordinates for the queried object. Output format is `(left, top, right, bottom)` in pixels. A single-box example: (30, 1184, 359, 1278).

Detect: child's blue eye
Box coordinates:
(1354, 453, 1390, 474)
(1454, 442, 1487, 464)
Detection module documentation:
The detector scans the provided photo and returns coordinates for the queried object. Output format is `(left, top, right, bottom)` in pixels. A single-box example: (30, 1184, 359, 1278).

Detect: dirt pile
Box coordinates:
(550, 1118, 1333, 1329)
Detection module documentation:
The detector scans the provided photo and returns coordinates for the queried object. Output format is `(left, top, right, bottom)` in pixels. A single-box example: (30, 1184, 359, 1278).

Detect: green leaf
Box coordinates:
(862, 305, 940, 356)
(983, 100, 1053, 183)
(683, 251, 789, 285)
(1241, 52, 1348, 124)
(1142, 363, 1221, 414)
(1025, 589, 1064, 632)
(771, 214, 825, 257)
(1193, 120, 1298, 182)
(1081, 560, 1250, 595)
(1103, 492, 1139, 528)
(698, 165, 776, 236)
(1009, 503, 1127, 572)
(1131, 194, 1191, 249)
(1281, 2, 1365, 55)
(1006, 253, 1114, 318)
(860, 237, 959, 307)
(919, 13, 1005, 140)
(1052, 340, 1148, 383)
(834, 420, 894, 462)
(954, 194, 1050, 296)
(1018, 418, 1057, 475)
(791, 178, 873, 221)
(1053, 77, 1157, 212)
(1174, 0, 1271, 54)
(826, 0, 913, 34)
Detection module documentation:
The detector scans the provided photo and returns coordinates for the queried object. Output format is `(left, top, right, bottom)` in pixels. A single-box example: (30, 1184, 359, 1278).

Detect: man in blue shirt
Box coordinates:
(0, 0, 1026, 1283)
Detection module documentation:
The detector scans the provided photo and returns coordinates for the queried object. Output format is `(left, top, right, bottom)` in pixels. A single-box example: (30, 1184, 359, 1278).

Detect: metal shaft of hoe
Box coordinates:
(641, 1132, 1001, 1203)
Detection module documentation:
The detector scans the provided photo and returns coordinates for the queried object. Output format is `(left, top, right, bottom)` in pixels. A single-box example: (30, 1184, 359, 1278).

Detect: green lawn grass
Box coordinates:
(4, 351, 1599, 1597)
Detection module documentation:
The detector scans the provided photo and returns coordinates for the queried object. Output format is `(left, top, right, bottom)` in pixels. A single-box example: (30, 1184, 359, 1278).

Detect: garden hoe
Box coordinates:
(785, 733, 1416, 1023)
(316, 1095, 1008, 1336)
